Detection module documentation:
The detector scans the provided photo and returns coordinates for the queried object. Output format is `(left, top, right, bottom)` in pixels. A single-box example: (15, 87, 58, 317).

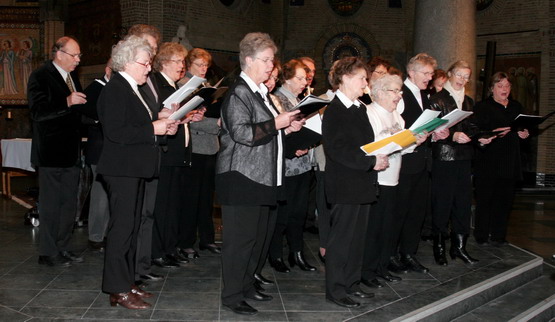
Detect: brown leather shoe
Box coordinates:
(131, 285, 153, 298)
(109, 292, 151, 309)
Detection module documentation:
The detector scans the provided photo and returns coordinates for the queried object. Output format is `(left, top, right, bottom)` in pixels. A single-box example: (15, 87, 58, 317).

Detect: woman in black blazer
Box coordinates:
(473, 72, 530, 247)
(97, 36, 177, 309)
(322, 57, 388, 308)
(216, 32, 303, 316)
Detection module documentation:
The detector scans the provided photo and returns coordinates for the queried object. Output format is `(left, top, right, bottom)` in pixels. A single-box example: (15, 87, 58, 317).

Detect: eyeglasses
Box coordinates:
(294, 76, 307, 82)
(135, 61, 151, 68)
(169, 59, 186, 65)
(373, 70, 387, 76)
(60, 50, 83, 59)
(416, 70, 434, 77)
(255, 57, 274, 64)
(454, 73, 471, 81)
(385, 89, 403, 95)
(192, 62, 209, 68)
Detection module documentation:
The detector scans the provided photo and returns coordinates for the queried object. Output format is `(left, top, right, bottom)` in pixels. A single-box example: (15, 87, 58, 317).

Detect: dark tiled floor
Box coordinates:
(0, 177, 554, 321)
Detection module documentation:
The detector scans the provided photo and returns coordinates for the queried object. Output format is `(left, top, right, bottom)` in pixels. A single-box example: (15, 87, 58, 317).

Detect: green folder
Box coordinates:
(412, 118, 448, 134)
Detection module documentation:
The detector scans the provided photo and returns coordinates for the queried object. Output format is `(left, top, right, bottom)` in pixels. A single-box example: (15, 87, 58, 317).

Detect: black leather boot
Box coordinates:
(288, 251, 316, 271)
(269, 257, 290, 273)
(450, 233, 479, 264)
(433, 234, 448, 266)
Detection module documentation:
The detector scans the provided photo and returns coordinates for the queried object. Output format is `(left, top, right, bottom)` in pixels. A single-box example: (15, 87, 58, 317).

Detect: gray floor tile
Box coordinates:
(47, 272, 102, 291)
(162, 277, 220, 293)
(83, 307, 154, 320)
(0, 305, 31, 321)
(281, 293, 348, 312)
(219, 309, 287, 321)
(0, 289, 40, 307)
(0, 273, 54, 290)
(286, 311, 355, 321)
(19, 306, 88, 319)
(155, 291, 220, 310)
(27, 290, 99, 307)
(152, 309, 220, 321)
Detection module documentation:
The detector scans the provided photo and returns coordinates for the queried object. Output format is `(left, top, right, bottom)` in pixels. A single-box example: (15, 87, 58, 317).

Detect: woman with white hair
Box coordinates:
(97, 36, 177, 309)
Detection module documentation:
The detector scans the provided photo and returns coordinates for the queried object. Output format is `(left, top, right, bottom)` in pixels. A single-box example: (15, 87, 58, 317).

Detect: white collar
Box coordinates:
(52, 61, 70, 80)
(335, 90, 360, 108)
(160, 71, 177, 89)
(240, 71, 268, 97)
(119, 71, 139, 91)
(404, 78, 421, 99)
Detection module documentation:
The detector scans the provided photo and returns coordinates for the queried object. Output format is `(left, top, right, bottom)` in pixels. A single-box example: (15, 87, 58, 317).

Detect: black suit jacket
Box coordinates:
(96, 72, 159, 178)
(322, 96, 377, 205)
(28, 60, 83, 167)
(400, 84, 431, 174)
(82, 78, 107, 165)
(151, 72, 192, 167)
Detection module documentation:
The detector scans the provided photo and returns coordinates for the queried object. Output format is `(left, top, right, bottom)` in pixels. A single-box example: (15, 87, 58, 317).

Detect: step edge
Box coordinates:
(508, 293, 555, 322)
(391, 257, 543, 322)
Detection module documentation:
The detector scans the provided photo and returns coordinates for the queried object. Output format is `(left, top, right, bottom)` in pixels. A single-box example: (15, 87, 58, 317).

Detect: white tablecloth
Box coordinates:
(1, 138, 35, 172)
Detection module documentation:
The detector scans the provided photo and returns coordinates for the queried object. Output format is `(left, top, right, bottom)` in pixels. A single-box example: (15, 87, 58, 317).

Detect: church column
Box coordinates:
(413, 0, 476, 97)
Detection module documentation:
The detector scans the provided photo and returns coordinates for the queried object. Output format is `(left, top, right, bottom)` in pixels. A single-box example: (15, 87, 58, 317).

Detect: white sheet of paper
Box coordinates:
(162, 75, 206, 109)
(409, 109, 441, 131)
(435, 109, 473, 131)
(303, 113, 322, 134)
(169, 96, 204, 120)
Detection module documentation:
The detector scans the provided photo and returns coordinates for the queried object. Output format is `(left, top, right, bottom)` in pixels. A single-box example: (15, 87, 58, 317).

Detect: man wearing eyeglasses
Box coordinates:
(28, 36, 87, 267)
(390, 53, 449, 275)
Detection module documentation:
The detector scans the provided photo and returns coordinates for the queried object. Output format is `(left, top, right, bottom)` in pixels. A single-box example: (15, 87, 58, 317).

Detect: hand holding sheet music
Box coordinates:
(162, 75, 205, 108)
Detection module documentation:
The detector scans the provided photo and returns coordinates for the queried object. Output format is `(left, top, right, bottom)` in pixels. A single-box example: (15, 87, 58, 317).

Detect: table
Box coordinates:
(1, 138, 35, 197)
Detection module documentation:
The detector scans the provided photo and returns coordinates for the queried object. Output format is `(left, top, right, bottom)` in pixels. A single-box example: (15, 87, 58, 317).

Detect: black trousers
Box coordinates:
(326, 203, 370, 299)
(135, 177, 157, 278)
(221, 205, 271, 305)
(102, 176, 144, 293)
(473, 175, 515, 242)
(38, 166, 80, 256)
(393, 169, 430, 256)
(269, 172, 311, 259)
(179, 153, 216, 249)
(315, 170, 331, 250)
(431, 160, 472, 235)
(152, 166, 186, 259)
(255, 205, 277, 275)
(362, 185, 398, 280)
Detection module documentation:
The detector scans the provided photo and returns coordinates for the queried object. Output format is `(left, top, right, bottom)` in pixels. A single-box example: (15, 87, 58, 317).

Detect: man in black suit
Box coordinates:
(391, 53, 448, 274)
(82, 60, 112, 252)
(28, 36, 87, 266)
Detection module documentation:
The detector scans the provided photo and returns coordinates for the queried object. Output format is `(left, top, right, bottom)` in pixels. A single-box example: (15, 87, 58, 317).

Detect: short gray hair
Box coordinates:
(111, 35, 153, 72)
(239, 32, 277, 70)
(370, 74, 403, 99)
(406, 53, 437, 72)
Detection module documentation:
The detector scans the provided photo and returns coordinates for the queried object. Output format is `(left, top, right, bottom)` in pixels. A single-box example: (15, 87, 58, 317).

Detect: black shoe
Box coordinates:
(134, 280, 145, 287)
(174, 251, 190, 263)
(223, 301, 257, 315)
(254, 273, 274, 285)
(152, 257, 179, 268)
(347, 288, 375, 298)
(254, 281, 265, 292)
(288, 251, 317, 271)
(199, 243, 221, 254)
(326, 296, 360, 308)
(38, 255, 71, 267)
(476, 240, 490, 246)
(318, 253, 325, 264)
(361, 278, 383, 288)
(421, 234, 433, 242)
(140, 273, 164, 281)
(400, 254, 429, 274)
(245, 291, 273, 301)
(269, 257, 290, 273)
(450, 234, 479, 264)
(59, 251, 84, 263)
(166, 254, 188, 265)
(388, 255, 409, 274)
(433, 234, 448, 266)
(88, 240, 105, 252)
(177, 247, 200, 259)
(377, 274, 402, 283)
(304, 226, 319, 234)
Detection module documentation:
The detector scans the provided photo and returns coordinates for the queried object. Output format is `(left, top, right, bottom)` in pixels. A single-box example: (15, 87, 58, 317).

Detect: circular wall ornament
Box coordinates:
(328, 0, 364, 17)
(322, 32, 371, 72)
